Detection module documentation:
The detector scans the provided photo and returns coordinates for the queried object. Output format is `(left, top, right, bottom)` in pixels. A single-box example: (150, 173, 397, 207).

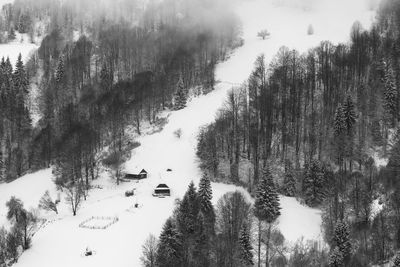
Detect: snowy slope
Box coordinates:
(0, 33, 38, 65)
(0, 0, 379, 266)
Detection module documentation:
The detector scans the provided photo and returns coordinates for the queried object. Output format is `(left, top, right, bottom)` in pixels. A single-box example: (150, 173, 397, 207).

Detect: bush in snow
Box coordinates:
(39, 190, 59, 214)
(257, 29, 270, 40)
(174, 128, 182, 138)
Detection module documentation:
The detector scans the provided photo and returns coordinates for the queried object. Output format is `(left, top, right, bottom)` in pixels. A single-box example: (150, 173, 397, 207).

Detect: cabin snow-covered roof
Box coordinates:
(156, 184, 169, 189)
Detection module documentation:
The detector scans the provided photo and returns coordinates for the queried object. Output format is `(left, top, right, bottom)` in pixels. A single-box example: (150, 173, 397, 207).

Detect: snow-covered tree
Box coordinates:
(239, 224, 254, 266)
(141, 234, 158, 267)
(282, 161, 296, 197)
(174, 77, 187, 110)
(383, 62, 398, 121)
(328, 247, 344, 267)
(254, 167, 281, 223)
(303, 160, 325, 206)
(198, 173, 213, 213)
(254, 167, 281, 267)
(334, 104, 346, 137)
(156, 218, 183, 267)
(333, 221, 351, 262)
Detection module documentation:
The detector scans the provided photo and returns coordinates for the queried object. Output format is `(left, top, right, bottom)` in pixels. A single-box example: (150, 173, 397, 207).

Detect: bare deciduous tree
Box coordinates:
(140, 234, 158, 267)
(257, 29, 270, 40)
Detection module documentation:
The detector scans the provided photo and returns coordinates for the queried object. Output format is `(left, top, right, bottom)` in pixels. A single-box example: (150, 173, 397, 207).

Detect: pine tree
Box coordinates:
(156, 218, 183, 267)
(342, 95, 356, 135)
(383, 62, 398, 121)
(303, 160, 325, 207)
(333, 221, 351, 262)
(254, 167, 281, 223)
(198, 172, 215, 235)
(192, 213, 211, 267)
(198, 173, 213, 213)
(13, 54, 28, 104)
(239, 224, 254, 266)
(174, 77, 187, 110)
(328, 247, 344, 267)
(282, 162, 296, 197)
(254, 167, 280, 267)
(177, 182, 200, 236)
(334, 104, 346, 137)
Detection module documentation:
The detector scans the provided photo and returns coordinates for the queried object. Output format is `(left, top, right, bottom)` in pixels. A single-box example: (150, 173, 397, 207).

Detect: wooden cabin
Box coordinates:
(125, 169, 148, 180)
(153, 184, 170, 197)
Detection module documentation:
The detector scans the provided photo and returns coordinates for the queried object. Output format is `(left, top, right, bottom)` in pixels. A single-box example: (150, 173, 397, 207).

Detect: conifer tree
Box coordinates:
(282, 161, 296, 197)
(198, 173, 215, 235)
(176, 182, 201, 266)
(254, 167, 281, 223)
(199, 173, 213, 212)
(156, 218, 183, 267)
(334, 104, 347, 137)
(328, 247, 344, 267)
(174, 77, 187, 110)
(383, 62, 398, 121)
(254, 166, 281, 267)
(303, 160, 325, 207)
(192, 213, 211, 267)
(177, 182, 200, 236)
(333, 221, 351, 262)
(239, 224, 254, 266)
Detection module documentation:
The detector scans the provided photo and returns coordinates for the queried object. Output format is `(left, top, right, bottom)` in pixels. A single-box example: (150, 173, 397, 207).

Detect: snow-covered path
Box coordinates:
(0, 0, 379, 266)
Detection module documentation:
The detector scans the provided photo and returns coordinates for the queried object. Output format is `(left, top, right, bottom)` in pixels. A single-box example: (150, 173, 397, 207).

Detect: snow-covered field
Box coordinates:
(0, 0, 379, 266)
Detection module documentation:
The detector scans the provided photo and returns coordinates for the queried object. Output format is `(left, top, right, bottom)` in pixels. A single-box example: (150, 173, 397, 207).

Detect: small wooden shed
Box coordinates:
(153, 184, 170, 197)
(125, 169, 148, 180)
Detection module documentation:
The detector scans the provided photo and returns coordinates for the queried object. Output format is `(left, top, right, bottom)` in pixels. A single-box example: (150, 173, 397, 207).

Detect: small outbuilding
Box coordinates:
(125, 169, 148, 180)
(153, 184, 170, 197)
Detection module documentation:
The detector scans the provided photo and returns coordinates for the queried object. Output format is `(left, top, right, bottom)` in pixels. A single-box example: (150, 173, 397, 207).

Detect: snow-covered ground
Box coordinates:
(0, 0, 380, 266)
(0, 32, 38, 65)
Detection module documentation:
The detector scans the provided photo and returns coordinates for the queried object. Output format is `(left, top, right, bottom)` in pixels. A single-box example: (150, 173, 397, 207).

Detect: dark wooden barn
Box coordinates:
(125, 169, 148, 180)
(153, 184, 170, 197)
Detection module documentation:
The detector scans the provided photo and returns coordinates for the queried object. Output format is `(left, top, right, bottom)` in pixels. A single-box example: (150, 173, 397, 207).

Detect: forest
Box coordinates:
(0, 0, 241, 183)
(0, 0, 241, 264)
(191, 0, 400, 265)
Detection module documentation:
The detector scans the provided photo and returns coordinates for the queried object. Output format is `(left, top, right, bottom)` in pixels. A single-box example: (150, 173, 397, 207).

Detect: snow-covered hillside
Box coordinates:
(0, 33, 38, 64)
(0, 0, 379, 266)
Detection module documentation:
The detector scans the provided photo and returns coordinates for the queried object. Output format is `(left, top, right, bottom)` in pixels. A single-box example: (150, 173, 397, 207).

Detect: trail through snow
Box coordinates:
(0, 0, 379, 266)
